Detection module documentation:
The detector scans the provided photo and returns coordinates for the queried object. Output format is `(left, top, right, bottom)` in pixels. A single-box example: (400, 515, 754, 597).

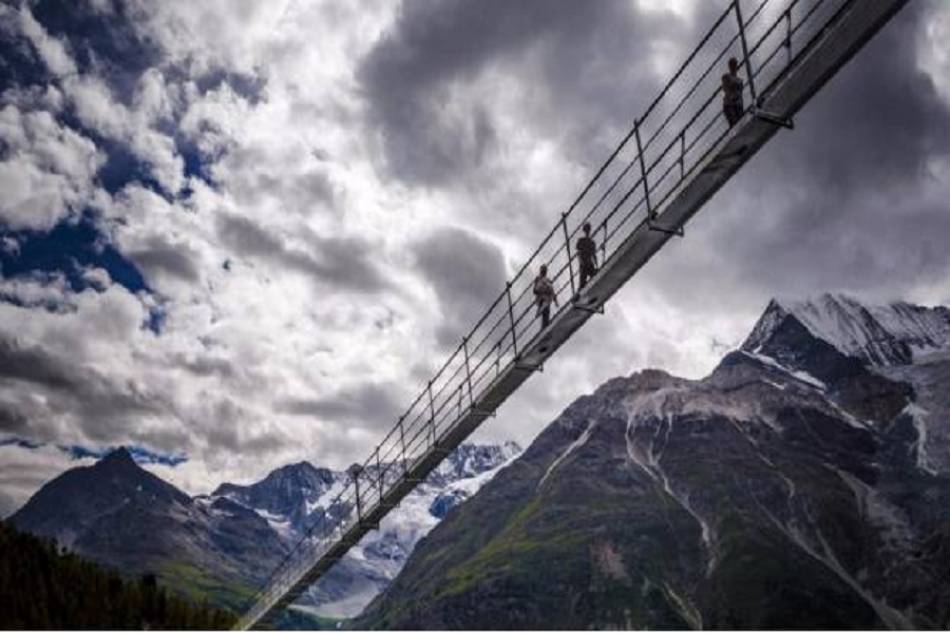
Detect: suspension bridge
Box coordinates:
(236, 0, 908, 628)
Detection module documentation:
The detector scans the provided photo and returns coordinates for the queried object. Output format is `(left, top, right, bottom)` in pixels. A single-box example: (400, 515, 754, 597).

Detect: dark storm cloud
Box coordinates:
(359, 0, 711, 185)
(279, 382, 404, 430)
(0, 337, 81, 391)
(0, 408, 29, 434)
(767, 1, 949, 196)
(412, 226, 506, 347)
(216, 214, 389, 293)
(159, 397, 291, 456)
(663, 0, 950, 307)
(0, 336, 163, 441)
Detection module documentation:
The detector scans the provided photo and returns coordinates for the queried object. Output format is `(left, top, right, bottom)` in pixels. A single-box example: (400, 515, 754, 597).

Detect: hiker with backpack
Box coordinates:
(533, 265, 559, 329)
(722, 57, 745, 127)
(576, 222, 598, 291)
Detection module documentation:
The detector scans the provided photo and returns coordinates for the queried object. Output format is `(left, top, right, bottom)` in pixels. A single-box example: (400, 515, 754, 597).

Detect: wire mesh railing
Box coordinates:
(237, 0, 855, 627)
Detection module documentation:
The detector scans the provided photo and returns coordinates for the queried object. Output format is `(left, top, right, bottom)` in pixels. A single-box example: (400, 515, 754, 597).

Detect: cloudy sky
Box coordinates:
(1, 0, 948, 517)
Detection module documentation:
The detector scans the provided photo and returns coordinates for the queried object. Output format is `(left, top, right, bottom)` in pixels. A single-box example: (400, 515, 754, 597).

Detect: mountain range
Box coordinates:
(9, 292, 950, 629)
(8, 439, 520, 619)
(356, 293, 950, 629)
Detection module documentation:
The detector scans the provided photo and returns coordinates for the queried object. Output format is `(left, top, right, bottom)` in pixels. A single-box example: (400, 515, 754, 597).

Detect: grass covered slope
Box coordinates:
(0, 521, 236, 630)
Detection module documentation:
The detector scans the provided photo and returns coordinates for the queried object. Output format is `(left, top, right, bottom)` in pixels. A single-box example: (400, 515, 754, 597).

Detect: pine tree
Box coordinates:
(0, 521, 237, 629)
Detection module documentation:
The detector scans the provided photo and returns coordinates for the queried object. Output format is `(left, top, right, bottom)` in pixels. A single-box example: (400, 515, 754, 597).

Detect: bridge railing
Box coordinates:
(238, 0, 853, 626)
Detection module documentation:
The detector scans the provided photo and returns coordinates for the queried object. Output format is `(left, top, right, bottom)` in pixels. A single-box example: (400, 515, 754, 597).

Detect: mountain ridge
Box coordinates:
(9, 440, 521, 619)
(357, 294, 950, 629)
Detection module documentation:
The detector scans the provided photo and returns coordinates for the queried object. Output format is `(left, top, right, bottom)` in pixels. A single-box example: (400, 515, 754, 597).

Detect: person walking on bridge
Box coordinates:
(576, 222, 598, 291)
(722, 57, 745, 127)
(533, 264, 559, 329)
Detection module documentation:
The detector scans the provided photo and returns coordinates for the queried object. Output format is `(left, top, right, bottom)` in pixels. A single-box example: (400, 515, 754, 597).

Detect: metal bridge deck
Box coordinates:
(237, 0, 908, 628)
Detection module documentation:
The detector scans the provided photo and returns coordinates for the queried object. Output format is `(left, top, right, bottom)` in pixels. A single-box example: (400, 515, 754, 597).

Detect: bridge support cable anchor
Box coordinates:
(753, 108, 794, 129)
(514, 359, 543, 373)
(571, 300, 605, 315)
(468, 407, 495, 417)
(648, 222, 685, 237)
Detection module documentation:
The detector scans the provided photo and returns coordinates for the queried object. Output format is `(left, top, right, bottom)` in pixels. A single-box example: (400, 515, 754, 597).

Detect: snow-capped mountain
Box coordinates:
(742, 292, 950, 475)
(210, 462, 345, 541)
(209, 441, 521, 618)
(358, 295, 950, 629)
(744, 293, 950, 366)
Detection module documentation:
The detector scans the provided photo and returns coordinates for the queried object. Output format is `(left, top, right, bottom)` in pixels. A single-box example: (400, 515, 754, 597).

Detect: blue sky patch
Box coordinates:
(63, 443, 188, 467)
(0, 213, 148, 294)
(30, 0, 163, 105)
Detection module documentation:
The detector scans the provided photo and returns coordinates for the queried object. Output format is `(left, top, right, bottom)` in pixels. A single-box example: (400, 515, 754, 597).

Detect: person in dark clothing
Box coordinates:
(722, 57, 745, 127)
(533, 264, 558, 329)
(576, 222, 598, 291)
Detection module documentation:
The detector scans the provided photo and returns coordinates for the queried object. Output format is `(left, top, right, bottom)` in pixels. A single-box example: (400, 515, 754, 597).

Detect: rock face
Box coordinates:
(8, 441, 521, 619)
(357, 294, 950, 630)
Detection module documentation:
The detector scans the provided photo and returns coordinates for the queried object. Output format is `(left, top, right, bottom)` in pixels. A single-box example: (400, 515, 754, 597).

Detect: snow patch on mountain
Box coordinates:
(741, 350, 827, 390)
(624, 400, 715, 568)
(902, 403, 937, 475)
(538, 419, 595, 491)
(211, 442, 521, 619)
(316, 443, 521, 617)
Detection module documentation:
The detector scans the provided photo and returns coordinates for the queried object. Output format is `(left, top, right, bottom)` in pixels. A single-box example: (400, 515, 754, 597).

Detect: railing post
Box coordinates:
(633, 119, 654, 221)
(733, 0, 758, 106)
(349, 465, 363, 525)
(505, 281, 519, 358)
(560, 213, 576, 297)
(427, 380, 437, 447)
(462, 335, 475, 405)
(375, 448, 383, 501)
(601, 219, 608, 261)
(398, 415, 407, 473)
(495, 341, 502, 377)
(679, 131, 686, 179)
(784, 9, 793, 65)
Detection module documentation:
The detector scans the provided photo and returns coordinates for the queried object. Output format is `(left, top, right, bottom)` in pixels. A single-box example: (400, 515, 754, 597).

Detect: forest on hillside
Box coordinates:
(0, 521, 236, 630)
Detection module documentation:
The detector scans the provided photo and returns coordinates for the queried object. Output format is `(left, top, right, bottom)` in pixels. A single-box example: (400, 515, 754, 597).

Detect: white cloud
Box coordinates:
(16, 6, 77, 79)
(0, 106, 106, 230)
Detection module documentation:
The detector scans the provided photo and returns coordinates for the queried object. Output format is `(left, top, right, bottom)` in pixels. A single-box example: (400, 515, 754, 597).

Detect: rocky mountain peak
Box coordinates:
(98, 446, 137, 469)
(744, 293, 950, 367)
